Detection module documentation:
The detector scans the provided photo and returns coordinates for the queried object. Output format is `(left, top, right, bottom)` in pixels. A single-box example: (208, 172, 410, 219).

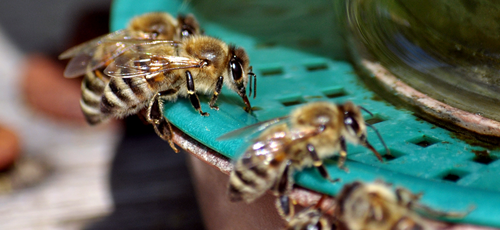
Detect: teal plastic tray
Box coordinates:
(112, 0, 500, 227)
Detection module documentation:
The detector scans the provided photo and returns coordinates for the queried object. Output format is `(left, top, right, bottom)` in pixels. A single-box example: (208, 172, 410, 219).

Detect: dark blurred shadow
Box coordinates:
(85, 116, 205, 230)
(58, 7, 205, 230)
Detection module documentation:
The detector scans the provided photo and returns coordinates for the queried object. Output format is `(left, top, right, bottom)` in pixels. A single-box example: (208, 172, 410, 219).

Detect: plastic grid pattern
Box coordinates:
(111, 0, 500, 227)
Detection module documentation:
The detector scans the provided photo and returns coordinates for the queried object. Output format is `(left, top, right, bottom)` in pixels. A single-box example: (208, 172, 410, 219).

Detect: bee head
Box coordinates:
(181, 37, 256, 112)
(128, 12, 177, 39)
(227, 46, 256, 112)
(340, 102, 367, 145)
(344, 182, 391, 225)
(177, 14, 202, 39)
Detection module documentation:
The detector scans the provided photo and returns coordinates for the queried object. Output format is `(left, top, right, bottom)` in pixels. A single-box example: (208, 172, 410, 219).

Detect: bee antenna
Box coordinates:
(359, 106, 373, 117)
(248, 73, 253, 98)
(252, 72, 257, 99)
(365, 123, 391, 156)
(248, 71, 257, 99)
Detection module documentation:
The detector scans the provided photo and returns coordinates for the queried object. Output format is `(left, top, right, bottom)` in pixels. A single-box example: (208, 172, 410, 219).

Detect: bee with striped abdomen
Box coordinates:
(219, 101, 387, 221)
(286, 195, 333, 230)
(59, 12, 202, 126)
(97, 35, 256, 152)
(336, 181, 468, 230)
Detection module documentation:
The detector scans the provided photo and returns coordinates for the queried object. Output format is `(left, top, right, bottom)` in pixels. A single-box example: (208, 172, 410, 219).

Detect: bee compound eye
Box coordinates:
(230, 57, 243, 82)
(344, 113, 360, 135)
(181, 28, 194, 38)
(181, 24, 195, 38)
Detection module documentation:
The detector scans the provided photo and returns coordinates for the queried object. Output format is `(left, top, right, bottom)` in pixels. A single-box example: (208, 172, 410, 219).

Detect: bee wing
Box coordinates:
(232, 126, 323, 171)
(59, 30, 133, 78)
(104, 53, 202, 78)
(59, 29, 180, 78)
(59, 30, 128, 59)
(217, 116, 289, 141)
(233, 137, 289, 168)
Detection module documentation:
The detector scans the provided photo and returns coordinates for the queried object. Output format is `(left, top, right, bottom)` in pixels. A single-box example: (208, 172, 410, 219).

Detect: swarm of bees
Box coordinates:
(59, 12, 256, 152)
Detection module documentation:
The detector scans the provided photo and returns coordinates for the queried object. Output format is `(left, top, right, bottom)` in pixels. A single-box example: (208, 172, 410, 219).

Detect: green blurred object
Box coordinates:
(111, 0, 500, 227)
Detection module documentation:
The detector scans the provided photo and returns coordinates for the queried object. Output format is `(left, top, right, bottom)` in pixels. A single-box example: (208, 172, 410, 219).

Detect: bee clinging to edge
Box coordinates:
(59, 12, 257, 152)
(335, 181, 469, 230)
(219, 101, 388, 221)
(286, 195, 333, 230)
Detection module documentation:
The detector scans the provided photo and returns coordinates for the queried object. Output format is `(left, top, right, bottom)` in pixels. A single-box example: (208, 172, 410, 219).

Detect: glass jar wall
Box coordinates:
(344, 0, 500, 121)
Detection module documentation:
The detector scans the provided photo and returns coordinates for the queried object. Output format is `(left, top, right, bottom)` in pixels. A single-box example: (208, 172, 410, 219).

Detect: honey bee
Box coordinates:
(220, 101, 388, 221)
(63, 34, 256, 152)
(59, 12, 203, 126)
(100, 35, 256, 152)
(286, 195, 333, 230)
(335, 181, 469, 230)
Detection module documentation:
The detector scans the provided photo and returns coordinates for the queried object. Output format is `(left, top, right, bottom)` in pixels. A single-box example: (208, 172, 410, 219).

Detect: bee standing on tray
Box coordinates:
(59, 12, 257, 152)
(59, 12, 202, 124)
(219, 101, 388, 221)
(335, 181, 469, 230)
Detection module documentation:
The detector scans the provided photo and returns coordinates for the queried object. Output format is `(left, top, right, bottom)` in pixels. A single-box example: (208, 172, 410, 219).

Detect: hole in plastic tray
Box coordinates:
(260, 66, 284, 76)
(471, 149, 497, 165)
(278, 95, 305, 107)
(408, 135, 440, 148)
(322, 87, 347, 99)
(439, 169, 469, 183)
(382, 149, 404, 161)
(365, 114, 387, 125)
(305, 63, 328, 72)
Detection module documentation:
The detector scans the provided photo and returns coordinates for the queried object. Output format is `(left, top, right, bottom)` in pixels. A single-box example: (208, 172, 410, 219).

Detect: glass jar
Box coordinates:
(343, 0, 500, 122)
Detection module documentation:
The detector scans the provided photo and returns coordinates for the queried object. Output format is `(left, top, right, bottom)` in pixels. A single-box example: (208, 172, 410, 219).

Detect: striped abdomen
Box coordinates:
(228, 139, 289, 203)
(80, 69, 110, 124)
(100, 75, 157, 118)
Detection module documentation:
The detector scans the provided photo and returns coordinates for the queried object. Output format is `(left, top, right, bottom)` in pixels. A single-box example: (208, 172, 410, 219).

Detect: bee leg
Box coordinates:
(396, 188, 470, 218)
(209, 76, 224, 110)
(147, 91, 179, 153)
(275, 164, 295, 221)
(186, 71, 209, 116)
(276, 195, 294, 222)
(337, 137, 349, 172)
(306, 144, 341, 182)
(137, 109, 152, 125)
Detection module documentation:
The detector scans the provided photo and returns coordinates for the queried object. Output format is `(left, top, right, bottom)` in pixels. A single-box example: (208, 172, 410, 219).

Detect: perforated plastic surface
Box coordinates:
(112, 0, 500, 227)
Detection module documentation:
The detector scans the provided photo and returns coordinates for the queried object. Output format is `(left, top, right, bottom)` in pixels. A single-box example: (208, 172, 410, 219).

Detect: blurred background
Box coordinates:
(0, 1, 204, 229)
